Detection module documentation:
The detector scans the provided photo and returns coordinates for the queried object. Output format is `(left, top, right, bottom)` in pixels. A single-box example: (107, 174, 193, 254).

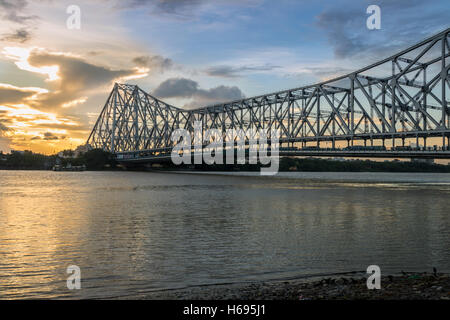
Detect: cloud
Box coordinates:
(1, 46, 145, 153)
(294, 65, 353, 81)
(1, 28, 32, 43)
(43, 131, 61, 140)
(124, 0, 207, 18)
(0, 121, 9, 133)
(0, 102, 87, 153)
(27, 117, 90, 133)
(0, 1, 37, 45)
(0, 83, 45, 104)
(23, 49, 146, 111)
(132, 55, 173, 72)
(152, 77, 245, 107)
(151, 0, 206, 15)
(205, 64, 281, 78)
(153, 78, 198, 98)
(119, 0, 262, 21)
(316, 0, 450, 59)
(0, 0, 38, 23)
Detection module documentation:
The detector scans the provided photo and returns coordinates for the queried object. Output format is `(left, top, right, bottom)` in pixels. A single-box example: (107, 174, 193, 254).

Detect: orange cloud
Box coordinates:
(0, 102, 89, 154)
(0, 83, 47, 104)
(0, 47, 149, 153)
(2, 47, 147, 111)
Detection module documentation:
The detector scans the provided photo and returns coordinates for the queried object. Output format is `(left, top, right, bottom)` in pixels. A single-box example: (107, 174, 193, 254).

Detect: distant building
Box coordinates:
(58, 150, 74, 158)
(57, 144, 92, 159)
(74, 144, 92, 157)
(10, 149, 25, 155)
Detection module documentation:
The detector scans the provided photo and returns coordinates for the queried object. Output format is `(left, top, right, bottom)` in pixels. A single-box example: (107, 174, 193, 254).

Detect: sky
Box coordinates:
(0, 0, 449, 154)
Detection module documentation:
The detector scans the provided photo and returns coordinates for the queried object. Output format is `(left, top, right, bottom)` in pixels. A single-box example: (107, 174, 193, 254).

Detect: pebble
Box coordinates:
(128, 272, 450, 300)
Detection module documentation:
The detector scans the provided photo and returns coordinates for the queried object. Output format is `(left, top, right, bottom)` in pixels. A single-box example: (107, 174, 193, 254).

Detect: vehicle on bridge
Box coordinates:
(343, 146, 387, 151)
(279, 146, 298, 151)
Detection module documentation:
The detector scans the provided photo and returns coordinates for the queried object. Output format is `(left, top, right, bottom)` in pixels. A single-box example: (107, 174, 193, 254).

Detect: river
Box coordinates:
(0, 170, 449, 298)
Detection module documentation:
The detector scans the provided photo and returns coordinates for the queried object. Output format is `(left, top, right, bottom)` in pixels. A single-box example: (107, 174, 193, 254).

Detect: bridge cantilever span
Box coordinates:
(87, 28, 450, 160)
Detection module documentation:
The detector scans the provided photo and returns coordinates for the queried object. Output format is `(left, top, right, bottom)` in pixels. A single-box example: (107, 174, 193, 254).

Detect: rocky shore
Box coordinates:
(131, 272, 450, 300)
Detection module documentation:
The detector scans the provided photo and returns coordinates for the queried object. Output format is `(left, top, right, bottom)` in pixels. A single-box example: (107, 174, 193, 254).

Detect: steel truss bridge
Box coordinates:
(87, 28, 450, 163)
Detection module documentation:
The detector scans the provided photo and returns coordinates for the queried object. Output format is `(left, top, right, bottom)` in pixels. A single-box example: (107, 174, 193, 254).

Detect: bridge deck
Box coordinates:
(116, 150, 450, 164)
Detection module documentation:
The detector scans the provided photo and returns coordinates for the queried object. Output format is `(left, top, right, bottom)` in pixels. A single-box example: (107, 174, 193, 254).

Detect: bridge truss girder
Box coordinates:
(87, 28, 450, 153)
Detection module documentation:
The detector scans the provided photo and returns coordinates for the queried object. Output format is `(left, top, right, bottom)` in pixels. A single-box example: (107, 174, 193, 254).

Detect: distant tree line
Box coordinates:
(158, 157, 450, 173)
(1, 148, 449, 172)
(278, 157, 450, 173)
(0, 149, 116, 170)
(0, 150, 56, 170)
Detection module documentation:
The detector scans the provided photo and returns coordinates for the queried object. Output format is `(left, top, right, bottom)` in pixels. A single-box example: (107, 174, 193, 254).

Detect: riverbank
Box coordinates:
(169, 157, 450, 173)
(3, 149, 450, 172)
(130, 272, 450, 300)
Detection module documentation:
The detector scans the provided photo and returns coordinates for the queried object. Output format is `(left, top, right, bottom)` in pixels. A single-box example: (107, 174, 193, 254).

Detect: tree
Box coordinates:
(81, 149, 116, 170)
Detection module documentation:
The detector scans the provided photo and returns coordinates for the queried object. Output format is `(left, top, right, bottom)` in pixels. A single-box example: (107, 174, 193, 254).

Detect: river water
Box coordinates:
(0, 170, 449, 299)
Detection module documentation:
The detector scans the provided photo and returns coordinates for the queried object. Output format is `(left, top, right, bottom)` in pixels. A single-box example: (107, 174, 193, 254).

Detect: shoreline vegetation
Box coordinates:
(0, 149, 115, 171)
(129, 271, 450, 300)
(1, 149, 450, 172)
